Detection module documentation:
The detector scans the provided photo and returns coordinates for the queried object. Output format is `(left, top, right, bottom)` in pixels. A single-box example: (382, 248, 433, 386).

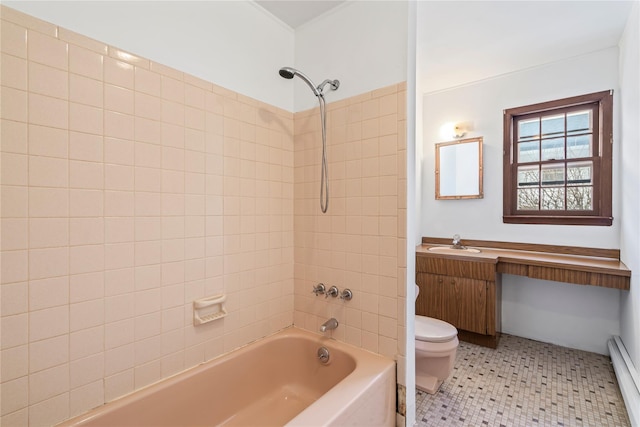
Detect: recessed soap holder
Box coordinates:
(193, 294, 227, 326)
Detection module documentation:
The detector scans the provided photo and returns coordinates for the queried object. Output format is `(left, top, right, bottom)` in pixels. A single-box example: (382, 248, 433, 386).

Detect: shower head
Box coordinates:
(278, 66, 321, 97)
(279, 67, 296, 79)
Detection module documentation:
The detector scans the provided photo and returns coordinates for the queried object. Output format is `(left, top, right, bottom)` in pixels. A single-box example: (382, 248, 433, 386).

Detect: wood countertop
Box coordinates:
(417, 238, 631, 290)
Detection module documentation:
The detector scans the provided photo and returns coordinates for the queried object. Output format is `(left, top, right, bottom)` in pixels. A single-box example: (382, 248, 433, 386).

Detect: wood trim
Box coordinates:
(503, 215, 613, 226)
(502, 90, 614, 225)
(457, 330, 500, 349)
(421, 237, 620, 259)
(415, 256, 496, 281)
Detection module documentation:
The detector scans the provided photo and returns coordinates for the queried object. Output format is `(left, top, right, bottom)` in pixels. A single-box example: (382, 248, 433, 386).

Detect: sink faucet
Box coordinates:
(451, 234, 464, 249)
(320, 318, 338, 332)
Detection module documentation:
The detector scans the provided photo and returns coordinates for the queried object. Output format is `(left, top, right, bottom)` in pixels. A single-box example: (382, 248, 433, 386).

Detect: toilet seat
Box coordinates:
(415, 315, 457, 343)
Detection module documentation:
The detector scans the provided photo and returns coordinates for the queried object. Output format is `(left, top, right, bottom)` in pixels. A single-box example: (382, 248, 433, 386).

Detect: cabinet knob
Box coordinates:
(438, 278, 443, 284)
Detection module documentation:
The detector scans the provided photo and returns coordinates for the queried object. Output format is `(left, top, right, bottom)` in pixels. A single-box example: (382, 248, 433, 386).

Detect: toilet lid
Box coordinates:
(415, 315, 458, 343)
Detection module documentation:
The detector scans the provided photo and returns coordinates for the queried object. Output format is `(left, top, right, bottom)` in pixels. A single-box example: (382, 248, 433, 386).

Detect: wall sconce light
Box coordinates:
(452, 124, 467, 138)
(440, 122, 468, 139)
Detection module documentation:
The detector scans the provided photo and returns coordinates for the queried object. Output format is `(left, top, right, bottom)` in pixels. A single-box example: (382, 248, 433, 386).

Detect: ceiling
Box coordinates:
(254, 0, 634, 93)
(419, 1, 635, 92)
(255, 0, 345, 29)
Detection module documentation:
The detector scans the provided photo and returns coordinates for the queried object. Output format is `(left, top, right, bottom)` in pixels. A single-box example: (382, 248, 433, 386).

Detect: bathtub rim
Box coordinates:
(57, 326, 396, 427)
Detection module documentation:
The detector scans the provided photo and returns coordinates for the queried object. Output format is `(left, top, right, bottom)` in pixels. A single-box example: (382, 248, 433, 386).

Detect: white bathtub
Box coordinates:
(58, 327, 396, 426)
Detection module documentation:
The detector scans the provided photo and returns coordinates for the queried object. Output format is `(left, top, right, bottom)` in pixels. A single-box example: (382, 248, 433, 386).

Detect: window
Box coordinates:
(503, 90, 613, 225)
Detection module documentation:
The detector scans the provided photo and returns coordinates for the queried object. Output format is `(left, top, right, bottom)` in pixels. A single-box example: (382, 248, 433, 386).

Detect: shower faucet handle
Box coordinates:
(325, 286, 339, 298)
(339, 289, 353, 301)
(312, 283, 326, 296)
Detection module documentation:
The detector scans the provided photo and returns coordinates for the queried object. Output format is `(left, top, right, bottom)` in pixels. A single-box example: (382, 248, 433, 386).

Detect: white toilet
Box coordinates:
(415, 284, 459, 394)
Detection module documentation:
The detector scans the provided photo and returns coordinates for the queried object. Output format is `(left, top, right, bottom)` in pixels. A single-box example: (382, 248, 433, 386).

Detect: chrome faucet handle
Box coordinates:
(325, 285, 339, 298)
(452, 234, 464, 249)
(312, 283, 326, 296)
(339, 289, 352, 301)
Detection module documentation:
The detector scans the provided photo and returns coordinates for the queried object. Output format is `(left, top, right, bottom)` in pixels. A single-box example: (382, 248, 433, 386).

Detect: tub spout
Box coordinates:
(320, 318, 338, 332)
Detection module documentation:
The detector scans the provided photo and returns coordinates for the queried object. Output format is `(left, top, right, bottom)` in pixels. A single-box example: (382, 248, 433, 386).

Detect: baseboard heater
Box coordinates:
(609, 336, 639, 427)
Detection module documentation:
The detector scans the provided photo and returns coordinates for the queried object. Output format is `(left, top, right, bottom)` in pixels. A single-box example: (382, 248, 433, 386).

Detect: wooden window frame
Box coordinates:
(503, 90, 613, 226)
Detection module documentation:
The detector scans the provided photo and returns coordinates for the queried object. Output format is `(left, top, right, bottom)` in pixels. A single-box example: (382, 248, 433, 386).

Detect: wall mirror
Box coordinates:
(435, 137, 483, 199)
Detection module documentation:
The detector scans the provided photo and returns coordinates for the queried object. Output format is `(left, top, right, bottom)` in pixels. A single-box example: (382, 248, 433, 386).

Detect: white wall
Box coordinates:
(619, 2, 640, 368)
(3, 1, 295, 111)
(293, 0, 408, 112)
(421, 48, 623, 355)
(421, 48, 620, 247)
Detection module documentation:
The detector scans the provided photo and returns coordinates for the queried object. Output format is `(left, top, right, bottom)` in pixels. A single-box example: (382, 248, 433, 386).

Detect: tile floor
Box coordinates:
(416, 334, 630, 426)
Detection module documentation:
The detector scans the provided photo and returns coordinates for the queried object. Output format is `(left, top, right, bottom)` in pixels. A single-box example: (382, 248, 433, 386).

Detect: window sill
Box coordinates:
(503, 215, 613, 226)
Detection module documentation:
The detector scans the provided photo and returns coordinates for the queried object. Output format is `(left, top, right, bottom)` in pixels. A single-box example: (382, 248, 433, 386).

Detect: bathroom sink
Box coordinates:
(427, 246, 481, 254)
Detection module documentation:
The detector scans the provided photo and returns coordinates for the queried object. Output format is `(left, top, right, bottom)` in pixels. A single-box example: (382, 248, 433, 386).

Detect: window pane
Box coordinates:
(567, 135, 591, 158)
(541, 187, 565, 210)
(567, 186, 593, 210)
(517, 166, 539, 187)
(518, 141, 539, 163)
(541, 164, 565, 186)
(517, 188, 539, 210)
(518, 118, 539, 140)
(541, 114, 564, 136)
(567, 110, 591, 134)
(567, 161, 592, 186)
(541, 137, 565, 160)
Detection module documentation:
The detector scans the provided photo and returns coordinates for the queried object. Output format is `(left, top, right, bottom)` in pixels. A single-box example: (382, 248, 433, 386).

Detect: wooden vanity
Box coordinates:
(416, 237, 631, 348)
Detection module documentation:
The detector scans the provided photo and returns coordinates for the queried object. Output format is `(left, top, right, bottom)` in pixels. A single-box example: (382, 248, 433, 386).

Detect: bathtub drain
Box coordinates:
(317, 347, 330, 364)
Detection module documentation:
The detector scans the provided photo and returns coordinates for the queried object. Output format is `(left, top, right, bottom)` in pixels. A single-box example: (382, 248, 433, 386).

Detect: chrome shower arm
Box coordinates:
(317, 79, 340, 93)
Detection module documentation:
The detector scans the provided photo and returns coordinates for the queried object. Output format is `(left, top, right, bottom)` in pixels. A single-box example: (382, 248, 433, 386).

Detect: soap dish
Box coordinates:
(193, 294, 227, 325)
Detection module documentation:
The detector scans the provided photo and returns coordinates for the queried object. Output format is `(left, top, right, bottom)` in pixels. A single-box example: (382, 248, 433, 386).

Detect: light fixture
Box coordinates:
(440, 122, 467, 139)
(452, 124, 467, 138)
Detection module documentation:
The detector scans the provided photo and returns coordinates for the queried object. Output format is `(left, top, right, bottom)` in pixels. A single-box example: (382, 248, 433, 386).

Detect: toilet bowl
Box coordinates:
(415, 284, 459, 394)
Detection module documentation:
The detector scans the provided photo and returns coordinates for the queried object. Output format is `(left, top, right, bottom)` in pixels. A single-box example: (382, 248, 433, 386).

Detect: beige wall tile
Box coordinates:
(29, 305, 68, 343)
(29, 276, 69, 310)
(0, 250, 28, 285)
(135, 67, 161, 96)
(27, 30, 67, 70)
(69, 379, 103, 419)
(2, 52, 27, 90)
(70, 102, 103, 135)
(1, 20, 27, 58)
(69, 326, 103, 360)
(28, 93, 67, 128)
(70, 73, 103, 107)
(69, 160, 103, 190)
(1, 119, 28, 154)
(1, 345, 28, 382)
(29, 155, 68, 188)
(105, 83, 134, 114)
(29, 335, 69, 374)
(104, 57, 134, 89)
(1, 86, 28, 122)
(69, 132, 103, 163)
(69, 44, 103, 80)
(1, 377, 28, 416)
(28, 62, 67, 99)
(28, 124, 68, 158)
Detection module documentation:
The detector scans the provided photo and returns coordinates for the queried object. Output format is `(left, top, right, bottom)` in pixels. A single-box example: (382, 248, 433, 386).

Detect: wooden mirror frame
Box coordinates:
(435, 137, 484, 200)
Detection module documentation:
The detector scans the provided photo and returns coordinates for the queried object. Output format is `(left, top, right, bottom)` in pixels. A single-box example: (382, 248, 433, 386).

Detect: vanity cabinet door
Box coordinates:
(416, 273, 488, 335)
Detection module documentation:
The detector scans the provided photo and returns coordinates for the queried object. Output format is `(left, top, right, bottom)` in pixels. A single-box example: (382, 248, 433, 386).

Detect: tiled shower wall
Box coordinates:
(0, 6, 294, 425)
(293, 85, 407, 365)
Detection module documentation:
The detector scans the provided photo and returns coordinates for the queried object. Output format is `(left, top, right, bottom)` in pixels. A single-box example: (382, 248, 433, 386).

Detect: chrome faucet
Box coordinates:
(451, 234, 464, 249)
(312, 283, 326, 296)
(325, 285, 339, 299)
(320, 318, 338, 332)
